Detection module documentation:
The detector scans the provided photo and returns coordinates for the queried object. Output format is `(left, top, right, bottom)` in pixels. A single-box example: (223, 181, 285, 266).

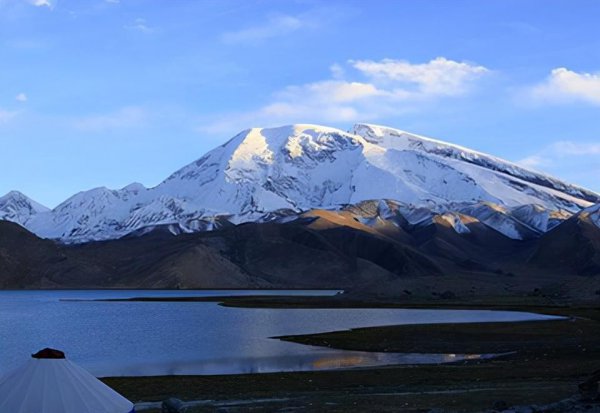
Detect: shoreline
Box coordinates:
(102, 346, 596, 412)
(90, 293, 599, 314)
(91, 295, 600, 412)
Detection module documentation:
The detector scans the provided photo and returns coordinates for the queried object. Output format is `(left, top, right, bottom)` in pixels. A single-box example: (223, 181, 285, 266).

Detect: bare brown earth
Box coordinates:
(1, 200, 599, 297)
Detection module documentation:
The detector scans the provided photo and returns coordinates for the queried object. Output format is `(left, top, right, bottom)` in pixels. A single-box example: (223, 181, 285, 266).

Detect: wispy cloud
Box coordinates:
(72, 106, 146, 132)
(0, 109, 18, 124)
(527, 67, 600, 106)
(221, 14, 306, 44)
(125, 18, 155, 34)
(351, 57, 489, 96)
(517, 140, 600, 189)
(27, 0, 54, 8)
(550, 141, 600, 156)
(15, 93, 27, 102)
(517, 139, 600, 193)
(201, 57, 490, 133)
(518, 154, 548, 169)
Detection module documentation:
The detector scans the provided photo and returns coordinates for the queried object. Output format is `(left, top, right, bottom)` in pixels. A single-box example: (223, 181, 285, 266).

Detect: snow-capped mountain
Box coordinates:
(353, 124, 598, 205)
(0, 191, 49, 226)
(3, 123, 599, 242)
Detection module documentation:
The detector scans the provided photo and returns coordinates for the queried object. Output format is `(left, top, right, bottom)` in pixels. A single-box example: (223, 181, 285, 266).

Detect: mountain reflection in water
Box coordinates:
(96, 351, 494, 377)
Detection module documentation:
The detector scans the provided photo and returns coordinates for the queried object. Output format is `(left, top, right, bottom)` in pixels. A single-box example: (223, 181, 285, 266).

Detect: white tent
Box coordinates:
(0, 348, 134, 413)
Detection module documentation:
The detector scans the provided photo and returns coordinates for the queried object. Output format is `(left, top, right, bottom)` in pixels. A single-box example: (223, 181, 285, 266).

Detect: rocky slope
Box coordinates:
(529, 204, 600, 276)
(1, 200, 598, 298)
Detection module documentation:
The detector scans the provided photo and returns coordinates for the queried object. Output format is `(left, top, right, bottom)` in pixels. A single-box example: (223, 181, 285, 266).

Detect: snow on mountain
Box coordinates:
(338, 199, 569, 240)
(28, 186, 149, 241)
(0, 191, 49, 226)
(578, 203, 600, 228)
(509, 204, 571, 233)
(455, 202, 542, 239)
(435, 212, 474, 234)
(159, 125, 363, 214)
(353, 124, 599, 206)
(8, 123, 600, 242)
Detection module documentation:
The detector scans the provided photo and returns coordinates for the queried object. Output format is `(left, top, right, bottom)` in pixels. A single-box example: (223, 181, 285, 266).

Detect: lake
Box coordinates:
(0, 290, 562, 377)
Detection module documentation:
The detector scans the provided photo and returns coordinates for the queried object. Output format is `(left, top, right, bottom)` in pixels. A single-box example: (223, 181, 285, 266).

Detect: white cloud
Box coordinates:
(200, 57, 489, 133)
(125, 18, 154, 34)
(516, 140, 600, 193)
(517, 141, 600, 178)
(72, 106, 146, 132)
(517, 154, 548, 169)
(221, 14, 305, 44)
(352, 57, 489, 96)
(529, 68, 600, 105)
(277, 80, 386, 104)
(15, 93, 27, 102)
(27, 0, 54, 8)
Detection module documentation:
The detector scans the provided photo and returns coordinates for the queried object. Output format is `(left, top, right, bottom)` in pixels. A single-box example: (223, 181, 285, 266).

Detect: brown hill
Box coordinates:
(1, 203, 599, 300)
(529, 209, 600, 276)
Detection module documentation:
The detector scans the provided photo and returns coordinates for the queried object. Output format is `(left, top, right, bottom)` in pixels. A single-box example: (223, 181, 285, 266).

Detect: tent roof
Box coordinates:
(32, 348, 66, 359)
(0, 351, 133, 413)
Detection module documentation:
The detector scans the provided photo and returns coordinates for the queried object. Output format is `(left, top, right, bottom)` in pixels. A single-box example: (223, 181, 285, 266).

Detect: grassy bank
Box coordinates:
(104, 362, 583, 412)
(98, 297, 600, 412)
(277, 316, 600, 354)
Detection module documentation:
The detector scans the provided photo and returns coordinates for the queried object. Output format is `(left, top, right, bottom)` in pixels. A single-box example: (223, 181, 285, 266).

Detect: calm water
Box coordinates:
(0, 290, 561, 377)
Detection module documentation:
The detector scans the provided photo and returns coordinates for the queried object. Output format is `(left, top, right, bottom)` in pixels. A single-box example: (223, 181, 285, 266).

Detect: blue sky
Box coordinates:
(1, 0, 599, 207)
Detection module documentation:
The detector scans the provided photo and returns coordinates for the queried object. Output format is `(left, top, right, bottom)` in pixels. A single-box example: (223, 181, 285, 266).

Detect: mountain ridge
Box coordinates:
(1, 199, 598, 294)
(1, 123, 598, 243)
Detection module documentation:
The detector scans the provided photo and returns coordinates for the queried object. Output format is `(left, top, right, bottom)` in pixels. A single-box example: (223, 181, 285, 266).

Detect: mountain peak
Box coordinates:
(1, 190, 29, 201)
(8, 123, 600, 242)
(0, 190, 49, 210)
(259, 123, 349, 135)
(122, 182, 147, 193)
(0, 190, 49, 226)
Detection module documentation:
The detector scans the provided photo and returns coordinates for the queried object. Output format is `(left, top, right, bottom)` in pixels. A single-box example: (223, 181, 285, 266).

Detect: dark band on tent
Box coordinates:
(32, 348, 66, 359)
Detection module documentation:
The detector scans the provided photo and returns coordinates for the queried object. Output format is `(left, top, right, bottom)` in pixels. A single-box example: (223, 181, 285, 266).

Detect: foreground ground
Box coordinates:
(102, 297, 600, 412)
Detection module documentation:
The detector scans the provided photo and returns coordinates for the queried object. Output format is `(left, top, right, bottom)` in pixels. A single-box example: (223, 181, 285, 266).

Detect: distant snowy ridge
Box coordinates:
(0, 191, 49, 226)
(1, 123, 599, 243)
